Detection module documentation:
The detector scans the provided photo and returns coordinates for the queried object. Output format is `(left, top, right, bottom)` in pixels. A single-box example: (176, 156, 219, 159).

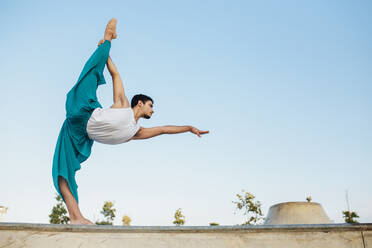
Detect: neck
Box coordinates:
(132, 107, 142, 122)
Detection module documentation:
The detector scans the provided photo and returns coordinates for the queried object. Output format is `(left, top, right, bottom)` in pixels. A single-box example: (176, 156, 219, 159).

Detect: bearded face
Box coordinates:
(141, 100, 154, 119)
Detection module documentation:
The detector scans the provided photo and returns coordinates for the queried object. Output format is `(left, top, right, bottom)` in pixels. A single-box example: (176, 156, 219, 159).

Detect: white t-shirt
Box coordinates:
(86, 107, 140, 145)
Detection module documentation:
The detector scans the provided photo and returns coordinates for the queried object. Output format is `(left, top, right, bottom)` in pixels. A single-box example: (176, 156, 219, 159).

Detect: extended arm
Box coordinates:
(98, 39, 130, 108)
(107, 56, 130, 108)
(131, 126, 209, 140)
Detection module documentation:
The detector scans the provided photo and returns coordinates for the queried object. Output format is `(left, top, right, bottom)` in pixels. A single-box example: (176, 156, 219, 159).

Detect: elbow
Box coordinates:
(160, 126, 168, 135)
(110, 71, 120, 78)
(113, 72, 120, 77)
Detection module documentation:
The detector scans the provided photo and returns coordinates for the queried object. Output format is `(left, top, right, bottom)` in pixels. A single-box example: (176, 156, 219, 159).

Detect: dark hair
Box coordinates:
(131, 94, 153, 108)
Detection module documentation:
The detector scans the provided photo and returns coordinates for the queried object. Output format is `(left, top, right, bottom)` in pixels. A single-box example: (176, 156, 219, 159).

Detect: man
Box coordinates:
(52, 18, 209, 225)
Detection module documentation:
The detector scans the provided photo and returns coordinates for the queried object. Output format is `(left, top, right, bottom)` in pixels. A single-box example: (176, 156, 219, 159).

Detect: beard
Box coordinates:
(144, 114, 151, 119)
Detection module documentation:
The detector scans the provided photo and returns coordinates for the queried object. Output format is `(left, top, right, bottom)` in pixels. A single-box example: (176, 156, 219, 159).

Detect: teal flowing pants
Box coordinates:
(52, 40, 111, 203)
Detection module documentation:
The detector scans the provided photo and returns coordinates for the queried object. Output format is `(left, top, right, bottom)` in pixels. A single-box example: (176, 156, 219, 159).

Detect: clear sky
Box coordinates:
(0, 0, 371, 225)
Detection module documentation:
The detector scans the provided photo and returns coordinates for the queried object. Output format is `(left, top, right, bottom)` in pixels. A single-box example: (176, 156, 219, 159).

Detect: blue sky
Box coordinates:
(0, 0, 371, 225)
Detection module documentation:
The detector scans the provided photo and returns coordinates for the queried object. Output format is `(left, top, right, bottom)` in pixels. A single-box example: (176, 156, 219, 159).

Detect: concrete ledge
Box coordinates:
(1, 222, 372, 233)
(1, 222, 371, 247)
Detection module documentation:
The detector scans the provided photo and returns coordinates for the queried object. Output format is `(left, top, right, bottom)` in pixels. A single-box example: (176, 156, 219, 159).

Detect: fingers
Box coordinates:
(190, 127, 209, 138)
(194, 129, 209, 137)
(98, 39, 105, 46)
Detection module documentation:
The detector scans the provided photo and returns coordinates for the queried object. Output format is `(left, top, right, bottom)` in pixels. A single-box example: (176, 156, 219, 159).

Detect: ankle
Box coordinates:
(69, 213, 84, 221)
(104, 36, 112, 42)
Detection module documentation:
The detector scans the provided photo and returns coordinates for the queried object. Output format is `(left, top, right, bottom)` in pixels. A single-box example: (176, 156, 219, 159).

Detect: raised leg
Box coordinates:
(58, 176, 95, 225)
(66, 18, 117, 117)
(78, 17, 117, 77)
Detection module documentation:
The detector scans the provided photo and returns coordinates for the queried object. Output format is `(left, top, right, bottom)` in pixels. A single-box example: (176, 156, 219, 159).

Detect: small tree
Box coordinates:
(49, 194, 70, 224)
(173, 208, 185, 226)
(343, 190, 359, 223)
(96, 201, 116, 225)
(122, 215, 132, 226)
(232, 190, 264, 225)
(209, 222, 219, 226)
(342, 211, 359, 223)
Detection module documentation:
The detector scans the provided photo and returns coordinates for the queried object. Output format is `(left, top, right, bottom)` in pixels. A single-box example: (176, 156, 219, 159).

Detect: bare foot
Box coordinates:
(70, 218, 96, 225)
(104, 18, 117, 41)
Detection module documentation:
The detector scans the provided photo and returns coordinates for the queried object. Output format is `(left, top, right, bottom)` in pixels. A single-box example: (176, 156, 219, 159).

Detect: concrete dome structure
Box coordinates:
(264, 201, 332, 225)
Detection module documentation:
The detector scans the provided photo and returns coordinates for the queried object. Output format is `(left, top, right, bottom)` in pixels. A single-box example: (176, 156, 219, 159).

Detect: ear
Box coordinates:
(138, 101, 144, 107)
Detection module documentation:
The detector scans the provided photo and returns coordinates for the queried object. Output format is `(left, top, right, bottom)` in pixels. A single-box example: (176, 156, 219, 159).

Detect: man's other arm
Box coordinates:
(131, 126, 209, 140)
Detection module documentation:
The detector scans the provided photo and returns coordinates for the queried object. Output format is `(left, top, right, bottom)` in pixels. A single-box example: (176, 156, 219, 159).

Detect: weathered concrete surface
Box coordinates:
(0, 223, 371, 248)
(264, 201, 332, 225)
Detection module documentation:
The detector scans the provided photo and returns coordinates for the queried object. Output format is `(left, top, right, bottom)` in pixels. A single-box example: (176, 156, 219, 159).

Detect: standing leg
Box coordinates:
(58, 176, 94, 225)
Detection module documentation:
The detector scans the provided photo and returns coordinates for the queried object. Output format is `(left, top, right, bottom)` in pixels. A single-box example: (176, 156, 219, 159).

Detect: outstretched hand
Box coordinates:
(190, 126, 209, 137)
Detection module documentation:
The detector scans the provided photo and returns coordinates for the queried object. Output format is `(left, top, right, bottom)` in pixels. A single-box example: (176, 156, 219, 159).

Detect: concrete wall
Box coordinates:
(0, 223, 371, 248)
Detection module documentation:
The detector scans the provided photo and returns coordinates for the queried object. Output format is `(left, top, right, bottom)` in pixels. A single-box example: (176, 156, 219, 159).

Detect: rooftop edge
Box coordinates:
(1, 222, 371, 233)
